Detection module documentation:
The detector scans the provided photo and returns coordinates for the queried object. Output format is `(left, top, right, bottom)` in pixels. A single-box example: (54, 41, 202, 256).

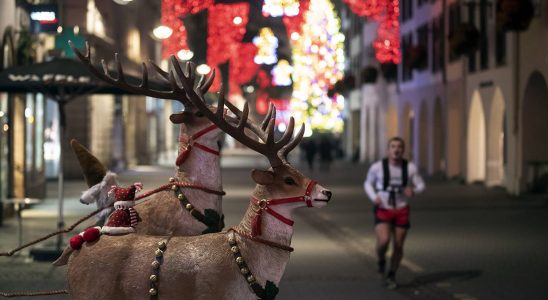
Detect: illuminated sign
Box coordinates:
(30, 5, 59, 33)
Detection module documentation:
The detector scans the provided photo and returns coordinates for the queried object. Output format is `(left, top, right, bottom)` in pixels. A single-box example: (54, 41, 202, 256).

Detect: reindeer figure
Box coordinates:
(64, 62, 332, 300)
(71, 42, 256, 236)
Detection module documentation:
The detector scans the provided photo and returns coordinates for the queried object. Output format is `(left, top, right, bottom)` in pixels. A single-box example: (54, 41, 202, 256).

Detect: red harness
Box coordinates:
(176, 124, 220, 166)
(250, 180, 317, 236)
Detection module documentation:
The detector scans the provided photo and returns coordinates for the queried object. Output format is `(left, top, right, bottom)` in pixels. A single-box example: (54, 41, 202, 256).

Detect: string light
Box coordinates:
(262, 0, 300, 17)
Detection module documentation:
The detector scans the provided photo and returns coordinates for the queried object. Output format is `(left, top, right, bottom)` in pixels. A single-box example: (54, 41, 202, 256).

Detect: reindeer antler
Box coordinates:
(70, 41, 193, 107)
(169, 56, 304, 167)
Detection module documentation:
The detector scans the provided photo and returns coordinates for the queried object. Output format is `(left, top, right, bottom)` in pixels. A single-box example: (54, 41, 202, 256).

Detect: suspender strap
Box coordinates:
(382, 158, 390, 191)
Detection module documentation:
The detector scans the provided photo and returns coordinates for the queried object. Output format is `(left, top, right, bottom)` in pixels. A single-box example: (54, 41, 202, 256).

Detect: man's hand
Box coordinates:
(373, 196, 382, 206)
(403, 187, 414, 197)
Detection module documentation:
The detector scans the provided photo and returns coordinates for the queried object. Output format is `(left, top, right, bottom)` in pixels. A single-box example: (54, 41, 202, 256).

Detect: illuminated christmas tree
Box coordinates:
(290, 0, 345, 135)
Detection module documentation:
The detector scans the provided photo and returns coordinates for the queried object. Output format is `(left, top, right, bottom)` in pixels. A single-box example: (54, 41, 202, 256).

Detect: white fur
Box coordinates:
(80, 171, 119, 221)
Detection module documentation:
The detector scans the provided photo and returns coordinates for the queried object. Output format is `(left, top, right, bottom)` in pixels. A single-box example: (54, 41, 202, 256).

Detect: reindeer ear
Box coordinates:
(251, 169, 275, 185)
(169, 112, 192, 124)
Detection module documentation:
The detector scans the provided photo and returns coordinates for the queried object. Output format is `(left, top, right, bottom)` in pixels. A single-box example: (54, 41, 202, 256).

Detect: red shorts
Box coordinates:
(374, 206, 410, 228)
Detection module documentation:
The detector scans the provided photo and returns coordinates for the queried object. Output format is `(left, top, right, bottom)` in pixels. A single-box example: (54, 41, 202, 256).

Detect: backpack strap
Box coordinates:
(382, 158, 390, 191)
(401, 159, 409, 187)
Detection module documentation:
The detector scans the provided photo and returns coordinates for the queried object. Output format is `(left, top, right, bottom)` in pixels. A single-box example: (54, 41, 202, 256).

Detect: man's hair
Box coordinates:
(387, 136, 405, 148)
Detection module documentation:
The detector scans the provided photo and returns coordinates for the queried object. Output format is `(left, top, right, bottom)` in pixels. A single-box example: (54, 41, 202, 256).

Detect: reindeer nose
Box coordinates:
(322, 190, 332, 200)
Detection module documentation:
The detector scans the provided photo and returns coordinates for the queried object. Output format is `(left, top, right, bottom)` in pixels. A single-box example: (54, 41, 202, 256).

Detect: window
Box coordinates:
(401, 0, 414, 22)
(448, 2, 461, 62)
(417, 24, 429, 70)
(495, 29, 507, 66)
(479, 0, 488, 70)
(402, 33, 413, 81)
(467, 2, 476, 73)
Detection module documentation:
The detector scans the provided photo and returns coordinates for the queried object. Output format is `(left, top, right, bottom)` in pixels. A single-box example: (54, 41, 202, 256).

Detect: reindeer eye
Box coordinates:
(195, 111, 205, 117)
(284, 177, 297, 185)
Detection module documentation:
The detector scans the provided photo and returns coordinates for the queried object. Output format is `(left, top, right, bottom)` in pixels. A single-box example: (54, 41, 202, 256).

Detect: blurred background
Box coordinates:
(0, 0, 547, 299)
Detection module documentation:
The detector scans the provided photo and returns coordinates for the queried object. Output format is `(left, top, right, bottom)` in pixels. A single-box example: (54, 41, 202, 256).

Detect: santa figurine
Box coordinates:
(101, 182, 143, 235)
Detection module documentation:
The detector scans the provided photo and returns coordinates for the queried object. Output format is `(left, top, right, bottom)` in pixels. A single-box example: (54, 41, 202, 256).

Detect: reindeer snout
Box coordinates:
(322, 190, 332, 200)
(79, 198, 88, 205)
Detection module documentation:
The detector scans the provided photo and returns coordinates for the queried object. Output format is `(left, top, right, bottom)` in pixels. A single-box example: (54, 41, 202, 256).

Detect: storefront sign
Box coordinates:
(29, 4, 59, 33)
(8, 74, 91, 83)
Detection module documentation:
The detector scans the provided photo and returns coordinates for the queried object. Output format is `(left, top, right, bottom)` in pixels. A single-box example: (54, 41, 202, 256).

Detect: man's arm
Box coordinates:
(408, 163, 425, 194)
(364, 163, 381, 204)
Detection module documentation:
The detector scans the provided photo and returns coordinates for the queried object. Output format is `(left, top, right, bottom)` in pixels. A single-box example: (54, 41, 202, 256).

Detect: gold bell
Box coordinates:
(240, 268, 249, 275)
(149, 288, 158, 296)
(178, 194, 185, 200)
(149, 274, 158, 282)
(235, 257, 244, 264)
(171, 185, 177, 191)
(169, 177, 176, 182)
(158, 241, 167, 250)
(247, 275, 256, 283)
(151, 261, 160, 269)
(185, 203, 193, 210)
(155, 249, 164, 258)
(230, 246, 239, 253)
(228, 236, 235, 244)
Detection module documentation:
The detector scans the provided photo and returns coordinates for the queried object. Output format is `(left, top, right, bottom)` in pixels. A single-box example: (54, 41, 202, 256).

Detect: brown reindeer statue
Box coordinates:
(64, 62, 332, 300)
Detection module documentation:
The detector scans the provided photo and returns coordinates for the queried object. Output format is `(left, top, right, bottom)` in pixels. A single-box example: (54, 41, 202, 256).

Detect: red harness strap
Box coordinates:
(250, 180, 317, 236)
(176, 124, 220, 166)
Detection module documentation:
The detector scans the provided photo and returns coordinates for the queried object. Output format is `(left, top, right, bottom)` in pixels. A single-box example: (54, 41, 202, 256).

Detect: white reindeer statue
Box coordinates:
(64, 62, 332, 300)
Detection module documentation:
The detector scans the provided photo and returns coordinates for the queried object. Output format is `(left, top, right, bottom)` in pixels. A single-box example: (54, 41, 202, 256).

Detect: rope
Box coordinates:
(0, 182, 223, 257)
(0, 206, 109, 257)
(136, 182, 225, 200)
(0, 289, 68, 297)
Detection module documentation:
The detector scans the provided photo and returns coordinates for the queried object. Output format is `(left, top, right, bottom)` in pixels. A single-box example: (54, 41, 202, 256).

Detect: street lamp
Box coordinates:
(153, 25, 173, 40)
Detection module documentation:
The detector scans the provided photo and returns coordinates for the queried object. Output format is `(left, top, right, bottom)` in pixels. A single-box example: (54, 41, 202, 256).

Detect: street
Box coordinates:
(1, 158, 547, 299)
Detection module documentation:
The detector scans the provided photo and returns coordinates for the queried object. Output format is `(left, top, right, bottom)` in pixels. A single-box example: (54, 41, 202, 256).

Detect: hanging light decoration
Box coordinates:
(372, 0, 400, 64)
(343, 0, 384, 20)
(161, 0, 213, 59)
(230, 43, 260, 87)
(271, 59, 293, 86)
(253, 27, 279, 65)
(207, 3, 250, 67)
(262, 0, 300, 17)
(342, 0, 401, 64)
(283, 0, 310, 42)
(290, 0, 345, 133)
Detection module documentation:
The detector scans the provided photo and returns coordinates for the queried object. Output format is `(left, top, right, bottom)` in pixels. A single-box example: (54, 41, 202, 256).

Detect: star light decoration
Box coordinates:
(290, 0, 345, 134)
(253, 27, 279, 65)
(343, 0, 401, 64)
(271, 59, 293, 86)
(262, 0, 300, 17)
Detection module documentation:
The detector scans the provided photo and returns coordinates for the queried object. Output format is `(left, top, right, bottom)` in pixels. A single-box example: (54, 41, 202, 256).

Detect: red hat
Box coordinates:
(109, 183, 143, 203)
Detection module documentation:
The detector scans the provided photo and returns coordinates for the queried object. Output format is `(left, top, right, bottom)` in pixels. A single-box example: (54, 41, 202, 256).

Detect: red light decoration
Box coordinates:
(256, 69, 271, 89)
(161, 0, 213, 58)
(230, 43, 260, 86)
(207, 3, 250, 67)
(282, 0, 310, 41)
(343, 0, 400, 64)
(343, 0, 384, 20)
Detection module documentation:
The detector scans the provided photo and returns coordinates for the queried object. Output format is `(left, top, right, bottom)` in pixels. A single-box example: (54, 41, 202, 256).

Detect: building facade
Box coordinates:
(343, 0, 546, 195)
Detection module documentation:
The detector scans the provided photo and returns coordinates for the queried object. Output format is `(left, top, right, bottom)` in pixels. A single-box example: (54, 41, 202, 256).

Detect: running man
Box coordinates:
(364, 137, 425, 289)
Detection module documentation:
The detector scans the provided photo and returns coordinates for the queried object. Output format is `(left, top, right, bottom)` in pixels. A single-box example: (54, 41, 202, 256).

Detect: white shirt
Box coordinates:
(364, 160, 425, 209)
